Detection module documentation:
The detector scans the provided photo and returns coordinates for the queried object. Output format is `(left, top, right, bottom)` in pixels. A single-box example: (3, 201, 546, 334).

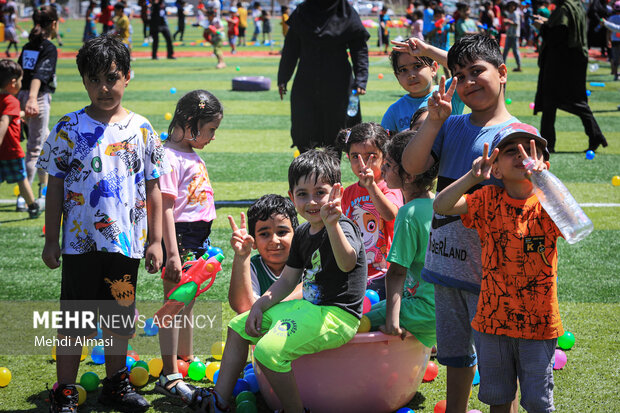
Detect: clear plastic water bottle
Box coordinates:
(347, 89, 359, 117)
(523, 157, 593, 244)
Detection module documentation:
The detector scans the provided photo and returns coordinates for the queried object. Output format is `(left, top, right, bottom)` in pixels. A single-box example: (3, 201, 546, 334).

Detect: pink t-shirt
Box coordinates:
(159, 147, 216, 223)
(412, 19, 424, 40)
(342, 181, 403, 280)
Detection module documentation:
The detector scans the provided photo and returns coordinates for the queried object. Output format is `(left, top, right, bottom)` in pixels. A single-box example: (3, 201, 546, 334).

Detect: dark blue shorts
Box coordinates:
(0, 157, 27, 184)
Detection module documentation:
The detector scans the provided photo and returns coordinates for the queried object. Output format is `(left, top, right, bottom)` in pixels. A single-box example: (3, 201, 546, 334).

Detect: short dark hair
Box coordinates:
(390, 50, 434, 74)
(114, 2, 125, 10)
(336, 122, 389, 155)
(409, 106, 428, 130)
(168, 89, 223, 139)
(0, 59, 22, 89)
(76, 35, 131, 78)
(247, 194, 299, 238)
(288, 149, 340, 192)
(384, 130, 438, 191)
(434, 6, 445, 15)
(447, 33, 503, 73)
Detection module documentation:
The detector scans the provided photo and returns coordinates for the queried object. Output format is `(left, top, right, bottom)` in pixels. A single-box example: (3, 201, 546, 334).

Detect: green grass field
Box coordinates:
(0, 17, 619, 412)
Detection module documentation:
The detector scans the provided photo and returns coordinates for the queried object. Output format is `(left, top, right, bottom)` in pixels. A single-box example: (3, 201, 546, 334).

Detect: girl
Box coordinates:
(4, 4, 23, 57)
(83, 1, 98, 42)
(339, 122, 403, 300)
(365, 130, 438, 350)
(17, 5, 59, 207)
(155, 90, 223, 401)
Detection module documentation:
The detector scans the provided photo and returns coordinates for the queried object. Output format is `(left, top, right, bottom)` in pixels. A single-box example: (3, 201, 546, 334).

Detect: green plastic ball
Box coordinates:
(235, 390, 256, 406)
(236, 400, 258, 413)
(558, 331, 575, 350)
(505, 98, 512, 105)
(80, 371, 100, 392)
(188, 361, 206, 381)
(132, 360, 150, 372)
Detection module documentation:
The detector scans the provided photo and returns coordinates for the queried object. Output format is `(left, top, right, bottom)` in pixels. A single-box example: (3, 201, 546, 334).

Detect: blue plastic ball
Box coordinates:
(144, 317, 159, 336)
(213, 369, 219, 384)
(396, 408, 414, 413)
(170, 87, 177, 94)
(243, 368, 254, 378)
(206, 246, 224, 258)
(244, 373, 259, 393)
(586, 90, 591, 97)
(233, 378, 251, 397)
(160, 132, 169, 141)
(91, 345, 105, 365)
(243, 362, 253, 372)
(126, 356, 136, 371)
(365, 289, 380, 306)
(473, 368, 480, 386)
(585, 150, 595, 160)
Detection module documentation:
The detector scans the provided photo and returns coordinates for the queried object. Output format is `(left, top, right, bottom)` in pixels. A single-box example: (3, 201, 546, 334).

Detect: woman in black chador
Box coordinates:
(277, 0, 369, 153)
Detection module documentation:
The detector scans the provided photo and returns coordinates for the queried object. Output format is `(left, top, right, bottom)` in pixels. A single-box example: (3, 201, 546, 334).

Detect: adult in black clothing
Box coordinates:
(533, 0, 608, 153)
(138, 0, 150, 41)
(150, 0, 175, 59)
(586, 0, 609, 56)
(174, 0, 186, 41)
(277, 0, 369, 154)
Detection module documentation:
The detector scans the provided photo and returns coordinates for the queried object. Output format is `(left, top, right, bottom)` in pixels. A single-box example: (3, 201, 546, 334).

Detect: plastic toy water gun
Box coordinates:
(154, 252, 224, 327)
(434, 17, 451, 34)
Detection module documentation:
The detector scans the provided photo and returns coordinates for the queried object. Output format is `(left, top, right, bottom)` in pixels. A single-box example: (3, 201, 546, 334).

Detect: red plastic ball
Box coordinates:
(177, 359, 189, 378)
(362, 296, 371, 314)
(423, 361, 439, 382)
(434, 399, 447, 413)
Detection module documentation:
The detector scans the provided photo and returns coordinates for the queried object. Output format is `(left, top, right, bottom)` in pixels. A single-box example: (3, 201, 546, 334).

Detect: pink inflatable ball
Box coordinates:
(529, 102, 535, 110)
(423, 360, 439, 382)
(255, 332, 431, 413)
(362, 296, 372, 314)
(468, 410, 483, 413)
(553, 349, 567, 370)
(434, 399, 447, 413)
(558, 331, 576, 350)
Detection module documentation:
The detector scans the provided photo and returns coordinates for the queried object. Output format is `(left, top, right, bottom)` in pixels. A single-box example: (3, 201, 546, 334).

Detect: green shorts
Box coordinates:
(365, 297, 436, 348)
(229, 299, 359, 373)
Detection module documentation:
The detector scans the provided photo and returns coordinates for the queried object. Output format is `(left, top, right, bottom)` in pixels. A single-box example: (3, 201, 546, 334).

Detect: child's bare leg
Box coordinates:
(446, 365, 475, 413)
(17, 178, 36, 206)
(104, 334, 129, 377)
(256, 359, 303, 413)
(160, 279, 180, 375)
(56, 336, 81, 384)
(177, 302, 195, 361)
(213, 328, 249, 402)
(490, 402, 512, 413)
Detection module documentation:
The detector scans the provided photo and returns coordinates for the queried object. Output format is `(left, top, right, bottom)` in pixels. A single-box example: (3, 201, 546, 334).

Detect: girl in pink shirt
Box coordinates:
(155, 89, 223, 401)
(339, 122, 404, 300)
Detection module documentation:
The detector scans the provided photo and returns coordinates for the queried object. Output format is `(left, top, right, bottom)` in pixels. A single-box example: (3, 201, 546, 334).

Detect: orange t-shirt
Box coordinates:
(462, 185, 564, 340)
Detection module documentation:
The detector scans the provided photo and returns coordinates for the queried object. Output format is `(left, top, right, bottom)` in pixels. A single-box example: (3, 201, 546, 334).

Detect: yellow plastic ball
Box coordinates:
(148, 358, 163, 377)
(0, 367, 11, 387)
(211, 341, 225, 360)
(129, 367, 149, 387)
(13, 185, 20, 197)
(357, 315, 371, 333)
(205, 361, 220, 381)
(164, 112, 173, 120)
(80, 346, 89, 361)
(293, 149, 301, 158)
(612, 175, 620, 186)
(75, 384, 87, 405)
(51, 345, 57, 361)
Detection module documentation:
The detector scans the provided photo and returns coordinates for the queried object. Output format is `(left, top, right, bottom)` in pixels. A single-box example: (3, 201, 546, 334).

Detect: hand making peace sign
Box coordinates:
(320, 183, 344, 226)
(471, 142, 499, 182)
(228, 212, 254, 257)
(427, 75, 458, 122)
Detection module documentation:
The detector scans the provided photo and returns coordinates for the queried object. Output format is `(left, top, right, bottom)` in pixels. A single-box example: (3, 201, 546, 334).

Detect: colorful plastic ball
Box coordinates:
(91, 345, 105, 365)
(52, 345, 57, 361)
(132, 360, 149, 372)
(243, 368, 255, 378)
(553, 349, 567, 370)
(293, 149, 301, 158)
(80, 372, 100, 392)
(170, 87, 177, 94)
(472, 367, 480, 385)
(148, 358, 163, 377)
(236, 390, 257, 405)
(80, 346, 89, 362)
(586, 150, 595, 160)
(357, 315, 371, 333)
(126, 356, 136, 371)
(558, 331, 576, 350)
(160, 132, 169, 141)
(236, 400, 258, 413)
(434, 399, 447, 413)
(467, 410, 483, 413)
(505, 98, 512, 105)
(423, 361, 439, 382)
(529, 102, 535, 110)
(362, 296, 371, 314)
(243, 362, 254, 373)
(612, 175, 620, 186)
(207, 246, 224, 259)
(164, 112, 172, 120)
(213, 369, 220, 384)
(233, 378, 251, 396)
(378, 73, 384, 79)
(127, 350, 140, 361)
(177, 359, 189, 377)
(0, 367, 11, 387)
(236, 66, 241, 71)
(188, 361, 206, 380)
(130, 367, 149, 387)
(205, 361, 220, 381)
(244, 373, 259, 393)
(396, 408, 414, 413)
(75, 384, 86, 405)
(142, 41, 149, 47)
(12, 185, 19, 196)
(586, 90, 592, 96)
(211, 341, 225, 360)
(144, 317, 159, 336)
(365, 289, 380, 305)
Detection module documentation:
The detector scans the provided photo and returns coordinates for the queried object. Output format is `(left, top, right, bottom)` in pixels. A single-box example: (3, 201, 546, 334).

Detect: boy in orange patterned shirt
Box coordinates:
(434, 122, 563, 413)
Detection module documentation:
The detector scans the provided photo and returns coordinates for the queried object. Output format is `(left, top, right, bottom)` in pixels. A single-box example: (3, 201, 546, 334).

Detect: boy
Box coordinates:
(384, 37, 464, 132)
(227, 194, 300, 313)
(0, 59, 40, 219)
(113, 2, 131, 53)
(237, 1, 248, 46)
(192, 150, 367, 413)
(502, 0, 522, 72)
(434, 125, 560, 413)
(225, 6, 239, 54)
(402, 34, 518, 413)
(39, 35, 170, 413)
(454, 3, 478, 43)
(378, 6, 391, 54)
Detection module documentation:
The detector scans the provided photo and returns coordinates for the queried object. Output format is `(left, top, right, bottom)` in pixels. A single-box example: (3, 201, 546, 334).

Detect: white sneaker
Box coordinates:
(16, 196, 27, 212)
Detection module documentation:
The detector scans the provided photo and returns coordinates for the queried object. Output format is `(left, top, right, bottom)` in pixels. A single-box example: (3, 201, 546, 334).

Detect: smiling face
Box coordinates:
(252, 213, 294, 274)
(394, 53, 438, 98)
(83, 62, 130, 120)
(493, 136, 546, 182)
(453, 59, 507, 113)
(381, 154, 403, 190)
(348, 140, 384, 181)
(288, 174, 332, 230)
(186, 115, 222, 150)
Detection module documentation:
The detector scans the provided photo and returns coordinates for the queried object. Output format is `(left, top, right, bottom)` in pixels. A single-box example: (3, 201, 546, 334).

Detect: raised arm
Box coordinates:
(391, 36, 448, 67)
(227, 213, 256, 313)
(321, 183, 358, 272)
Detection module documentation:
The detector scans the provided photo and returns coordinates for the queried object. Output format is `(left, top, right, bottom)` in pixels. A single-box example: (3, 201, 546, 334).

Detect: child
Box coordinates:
(226, 7, 239, 54)
(190, 150, 367, 413)
(410, 106, 428, 131)
(427, 7, 451, 76)
(0, 59, 40, 219)
(250, 1, 261, 43)
(227, 194, 300, 313)
(433, 125, 559, 413)
(155, 90, 223, 401)
(3, 4, 23, 57)
(113, 2, 131, 54)
(237, 1, 248, 46)
(608, 1, 620, 81)
(339, 122, 403, 299)
(378, 6, 391, 54)
(83, 1, 99, 42)
(203, 8, 226, 69)
(261, 9, 272, 48)
(364, 130, 437, 348)
(39, 35, 169, 413)
(402, 33, 518, 413)
(281, 5, 290, 39)
(384, 37, 464, 133)
(174, 0, 187, 41)
(411, 9, 424, 40)
(503, 0, 522, 72)
(454, 3, 479, 43)
(17, 5, 58, 210)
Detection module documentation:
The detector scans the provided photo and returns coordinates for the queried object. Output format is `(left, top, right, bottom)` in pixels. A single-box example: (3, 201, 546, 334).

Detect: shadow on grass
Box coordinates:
(0, 216, 31, 224)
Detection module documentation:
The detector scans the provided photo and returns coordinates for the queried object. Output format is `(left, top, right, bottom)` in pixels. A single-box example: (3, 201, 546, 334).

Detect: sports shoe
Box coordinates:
(98, 367, 150, 412)
(48, 383, 78, 413)
(28, 202, 41, 219)
(16, 196, 27, 212)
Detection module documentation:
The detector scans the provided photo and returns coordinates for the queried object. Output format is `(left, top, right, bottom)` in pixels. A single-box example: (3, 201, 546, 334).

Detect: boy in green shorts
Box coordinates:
(192, 150, 367, 413)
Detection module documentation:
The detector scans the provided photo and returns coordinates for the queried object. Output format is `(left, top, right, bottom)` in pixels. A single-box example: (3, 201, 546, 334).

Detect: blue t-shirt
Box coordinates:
(422, 114, 517, 293)
(381, 78, 464, 133)
(423, 8, 435, 35)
